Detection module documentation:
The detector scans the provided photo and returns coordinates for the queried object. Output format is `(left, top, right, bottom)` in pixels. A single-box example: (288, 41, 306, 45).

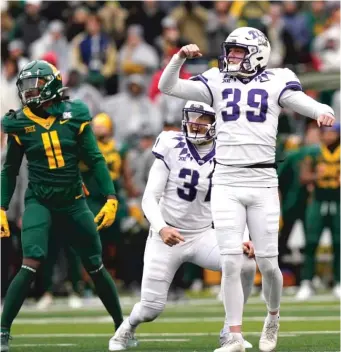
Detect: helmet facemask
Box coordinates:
(17, 74, 56, 108)
(182, 110, 216, 145)
(219, 43, 261, 77)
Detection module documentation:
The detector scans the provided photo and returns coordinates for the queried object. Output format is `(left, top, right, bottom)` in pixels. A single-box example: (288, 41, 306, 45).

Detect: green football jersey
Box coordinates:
(278, 144, 320, 213)
(1, 99, 115, 208)
(304, 143, 340, 201)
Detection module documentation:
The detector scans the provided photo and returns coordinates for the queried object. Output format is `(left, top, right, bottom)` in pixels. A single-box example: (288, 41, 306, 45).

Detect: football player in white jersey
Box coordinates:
(108, 101, 257, 351)
(157, 27, 335, 352)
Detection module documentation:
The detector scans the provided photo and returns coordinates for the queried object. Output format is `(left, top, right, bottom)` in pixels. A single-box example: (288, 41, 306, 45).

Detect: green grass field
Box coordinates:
(9, 294, 340, 352)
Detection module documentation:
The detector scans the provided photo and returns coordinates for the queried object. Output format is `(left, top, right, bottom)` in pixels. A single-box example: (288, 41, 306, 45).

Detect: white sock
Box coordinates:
(256, 256, 283, 312)
(266, 312, 280, 322)
(221, 254, 244, 327)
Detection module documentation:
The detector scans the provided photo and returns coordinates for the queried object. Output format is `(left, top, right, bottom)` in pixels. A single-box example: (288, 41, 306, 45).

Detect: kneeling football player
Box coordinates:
(109, 101, 256, 351)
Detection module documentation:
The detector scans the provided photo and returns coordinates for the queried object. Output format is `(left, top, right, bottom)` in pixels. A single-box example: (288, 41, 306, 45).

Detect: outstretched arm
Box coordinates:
(280, 90, 335, 126)
(158, 45, 212, 105)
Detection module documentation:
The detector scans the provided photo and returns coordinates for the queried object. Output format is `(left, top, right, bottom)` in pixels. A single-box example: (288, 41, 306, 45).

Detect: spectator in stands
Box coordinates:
(125, 1, 166, 46)
(206, 1, 237, 60)
(65, 6, 89, 42)
(170, 1, 209, 55)
(1, 8, 14, 61)
(237, 1, 269, 29)
(30, 20, 70, 78)
(149, 48, 191, 102)
(1, 58, 20, 113)
(262, 2, 298, 68)
(283, 1, 311, 63)
(10, 0, 47, 53)
(312, 7, 340, 72)
(66, 69, 103, 117)
(118, 24, 159, 91)
(154, 17, 187, 60)
(305, 1, 330, 40)
(98, 2, 128, 46)
(103, 74, 162, 146)
(71, 13, 117, 90)
(8, 40, 29, 70)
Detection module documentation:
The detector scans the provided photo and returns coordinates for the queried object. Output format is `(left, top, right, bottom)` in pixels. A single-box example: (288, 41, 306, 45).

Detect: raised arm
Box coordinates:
(158, 45, 212, 105)
(280, 90, 335, 127)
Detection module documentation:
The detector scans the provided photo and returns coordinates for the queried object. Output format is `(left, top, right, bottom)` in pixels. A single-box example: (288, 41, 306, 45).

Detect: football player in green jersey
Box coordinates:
(297, 123, 340, 300)
(0, 60, 124, 351)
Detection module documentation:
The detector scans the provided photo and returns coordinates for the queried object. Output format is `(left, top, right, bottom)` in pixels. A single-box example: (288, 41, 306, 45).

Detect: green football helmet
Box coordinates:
(16, 60, 66, 108)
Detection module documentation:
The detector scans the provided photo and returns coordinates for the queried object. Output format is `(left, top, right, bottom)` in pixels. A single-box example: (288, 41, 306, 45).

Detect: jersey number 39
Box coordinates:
(222, 88, 268, 122)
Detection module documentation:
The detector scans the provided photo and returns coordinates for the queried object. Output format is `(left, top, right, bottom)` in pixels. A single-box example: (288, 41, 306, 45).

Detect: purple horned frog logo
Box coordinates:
(248, 30, 269, 47)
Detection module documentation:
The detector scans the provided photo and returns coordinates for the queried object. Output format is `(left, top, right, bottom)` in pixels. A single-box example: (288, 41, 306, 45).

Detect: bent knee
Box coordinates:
(139, 300, 165, 322)
(256, 256, 280, 278)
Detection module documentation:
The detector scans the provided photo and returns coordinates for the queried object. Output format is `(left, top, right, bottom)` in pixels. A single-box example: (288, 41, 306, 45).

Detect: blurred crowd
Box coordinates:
(1, 0, 340, 307)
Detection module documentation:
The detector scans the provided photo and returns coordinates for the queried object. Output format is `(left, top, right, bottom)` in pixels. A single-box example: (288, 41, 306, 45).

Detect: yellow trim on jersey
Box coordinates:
(41, 132, 57, 169)
(78, 122, 90, 135)
(321, 144, 340, 163)
(11, 134, 22, 146)
(97, 140, 115, 153)
(50, 131, 65, 167)
(23, 106, 56, 130)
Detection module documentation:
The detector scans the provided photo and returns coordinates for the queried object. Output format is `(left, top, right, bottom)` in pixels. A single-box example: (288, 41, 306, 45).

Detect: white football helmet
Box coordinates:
(182, 101, 216, 145)
(219, 27, 271, 77)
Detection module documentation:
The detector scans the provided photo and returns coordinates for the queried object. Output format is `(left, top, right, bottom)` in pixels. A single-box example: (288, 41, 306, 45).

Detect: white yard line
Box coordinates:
(13, 316, 340, 324)
(11, 344, 76, 347)
(14, 331, 340, 338)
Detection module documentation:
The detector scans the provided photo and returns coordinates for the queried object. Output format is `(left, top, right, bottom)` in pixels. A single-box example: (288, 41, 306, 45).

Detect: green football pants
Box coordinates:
(22, 190, 102, 272)
(301, 200, 340, 283)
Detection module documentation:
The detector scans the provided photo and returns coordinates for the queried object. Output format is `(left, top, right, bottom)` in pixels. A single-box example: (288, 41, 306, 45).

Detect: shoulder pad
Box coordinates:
(152, 131, 184, 164)
(66, 99, 92, 123)
(1, 109, 24, 134)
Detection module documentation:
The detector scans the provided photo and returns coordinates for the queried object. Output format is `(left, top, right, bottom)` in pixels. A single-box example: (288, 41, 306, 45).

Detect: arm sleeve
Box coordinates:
(78, 124, 116, 197)
(1, 135, 24, 210)
(141, 158, 170, 233)
(280, 90, 335, 120)
(158, 54, 212, 105)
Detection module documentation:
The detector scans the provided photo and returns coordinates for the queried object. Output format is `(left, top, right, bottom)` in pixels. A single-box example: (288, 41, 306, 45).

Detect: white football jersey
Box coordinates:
(152, 131, 215, 233)
(193, 67, 302, 187)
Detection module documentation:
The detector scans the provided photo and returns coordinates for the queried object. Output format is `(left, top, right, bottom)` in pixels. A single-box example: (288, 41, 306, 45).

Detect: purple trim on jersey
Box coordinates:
(190, 75, 214, 107)
(152, 151, 170, 170)
(278, 83, 303, 108)
(186, 139, 216, 165)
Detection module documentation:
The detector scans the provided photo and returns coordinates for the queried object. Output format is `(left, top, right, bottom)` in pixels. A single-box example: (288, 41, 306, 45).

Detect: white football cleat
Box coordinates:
(332, 283, 340, 299)
(259, 319, 279, 352)
(109, 318, 138, 351)
(295, 280, 314, 301)
(36, 293, 53, 310)
(214, 332, 245, 352)
(219, 329, 252, 349)
(68, 294, 83, 309)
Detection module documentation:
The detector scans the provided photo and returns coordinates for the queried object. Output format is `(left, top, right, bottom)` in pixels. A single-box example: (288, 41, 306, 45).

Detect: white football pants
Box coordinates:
(128, 228, 256, 325)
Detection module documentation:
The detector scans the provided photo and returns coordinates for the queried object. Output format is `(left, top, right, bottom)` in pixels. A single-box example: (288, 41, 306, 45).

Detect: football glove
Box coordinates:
(128, 204, 145, 225)
(94, 198, 118, 231)
(1, 209, 10, 238)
